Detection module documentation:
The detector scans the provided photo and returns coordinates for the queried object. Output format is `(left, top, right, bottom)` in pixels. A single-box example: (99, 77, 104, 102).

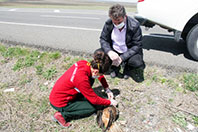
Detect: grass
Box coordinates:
(183, 73, 198, 92)
(0, 43, 198, 131)
(172, 113, 187, 128)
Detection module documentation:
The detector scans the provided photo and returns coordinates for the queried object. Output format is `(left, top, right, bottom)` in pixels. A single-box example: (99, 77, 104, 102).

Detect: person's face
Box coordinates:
(111, 16, 125, 26)
(91, 69, 102, 77)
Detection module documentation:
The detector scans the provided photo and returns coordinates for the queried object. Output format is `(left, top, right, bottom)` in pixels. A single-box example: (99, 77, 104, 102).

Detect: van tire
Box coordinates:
(187, 24, 198, 61)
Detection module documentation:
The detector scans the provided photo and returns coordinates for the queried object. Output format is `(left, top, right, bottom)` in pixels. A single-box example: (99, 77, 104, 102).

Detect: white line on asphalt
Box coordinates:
(41, 15, 100, 20)
(0, 21, 102, 32)
(0, 10, 106, 15)
(9, 8, 17, 11)
(54, 10, 60, 13)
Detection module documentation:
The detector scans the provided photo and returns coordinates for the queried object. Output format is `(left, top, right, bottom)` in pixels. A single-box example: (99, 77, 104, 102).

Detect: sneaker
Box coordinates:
(123, 74, 129, 79)
(123, 66, 131, 79)
(51, 112, 71, 128)
(110, 71, 117, 78)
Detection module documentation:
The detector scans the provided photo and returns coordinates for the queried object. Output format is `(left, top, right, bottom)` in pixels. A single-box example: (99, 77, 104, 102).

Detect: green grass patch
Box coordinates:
(183, 73, 198, 92)
(193, 116, 198, 126)
(42, 66, 57, 80)
(35, 64, 44, 75)
(172, 113, 187, 128)
(49, 51, 61, 60)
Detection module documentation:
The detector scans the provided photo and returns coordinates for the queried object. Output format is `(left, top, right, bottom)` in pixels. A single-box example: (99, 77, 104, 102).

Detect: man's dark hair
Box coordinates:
(91, 49, 112, 74)
(109, 4, 126, 20)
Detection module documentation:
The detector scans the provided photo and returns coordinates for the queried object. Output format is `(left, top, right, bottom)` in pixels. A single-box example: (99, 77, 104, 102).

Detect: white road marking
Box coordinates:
(0, 21, 102, 32)
(0, 9, 105, 15)
(41, 15, 100, 20)
(54, 10, 60, 13)
(9, 8, 17, 11)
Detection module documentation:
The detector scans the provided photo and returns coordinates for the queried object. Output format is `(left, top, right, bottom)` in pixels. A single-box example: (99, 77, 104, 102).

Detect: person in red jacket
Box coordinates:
(49, 49, 118, 128)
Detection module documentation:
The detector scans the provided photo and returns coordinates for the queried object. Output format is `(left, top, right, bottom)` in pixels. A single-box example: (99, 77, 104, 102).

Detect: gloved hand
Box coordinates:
(107, 50, 119, 61)
(110, 99, 118, 107)
(112, 56, 122, 67)
(105, 88, 114, 100)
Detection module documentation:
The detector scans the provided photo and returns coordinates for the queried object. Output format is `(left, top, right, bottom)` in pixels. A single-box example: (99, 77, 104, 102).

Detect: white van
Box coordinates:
(135, 0, 198, 60)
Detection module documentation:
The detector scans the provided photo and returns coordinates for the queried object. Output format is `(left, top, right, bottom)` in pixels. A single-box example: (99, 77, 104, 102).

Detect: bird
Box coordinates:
(96, 105, 123, 132)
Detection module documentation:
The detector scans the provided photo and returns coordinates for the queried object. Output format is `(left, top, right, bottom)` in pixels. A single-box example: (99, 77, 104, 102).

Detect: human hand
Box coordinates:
(112, 57, 122, 67)
(107, 51, 119, 61)
(110, 99, 118, 107)
(105, 88, 114, 100)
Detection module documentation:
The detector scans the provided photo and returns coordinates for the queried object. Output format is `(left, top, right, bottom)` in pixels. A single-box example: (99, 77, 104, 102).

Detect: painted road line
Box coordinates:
(0, 9, 106, 15)
(9, 8, 17, 11)
(41, 15, 100, 20)
(54, 10, 60, 13)
(0, 21, 102, 32)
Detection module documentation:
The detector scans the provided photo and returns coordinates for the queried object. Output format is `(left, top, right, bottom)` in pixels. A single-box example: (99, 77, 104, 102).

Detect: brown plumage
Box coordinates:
(96, 105, 123, 132)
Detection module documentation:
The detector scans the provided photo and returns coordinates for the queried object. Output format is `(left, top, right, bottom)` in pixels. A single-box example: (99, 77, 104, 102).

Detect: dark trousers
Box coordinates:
(50, 94, 97, 121)
(95, 48, 145, 73)
(50, 77, 100, 121)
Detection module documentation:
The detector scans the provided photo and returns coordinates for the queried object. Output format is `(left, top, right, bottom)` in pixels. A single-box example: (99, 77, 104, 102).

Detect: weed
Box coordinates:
(39, 52, 50, 63)
(2, 47, 16, 58)
(64, 56, 71, 62)
(24, 50, 41, 67)
(175, 87, 185, 93)
(19, 74, 32, 85)
(35, 64, 44, 75)
(160, 77, 167, 84)
(49, 51, 61, 60)
(42, 67, 57, 80)
(14, 47, 29, 57)
(172, 113, 187, 128)
(183, 73, 198, 92)
(39, 85, 48, 92)
(152, 75, 158, 82)
(12, 58, 24, 71)
(0, 44, 6, 53)
(168, 98, 174, 103)
(192, 116, 198, 126)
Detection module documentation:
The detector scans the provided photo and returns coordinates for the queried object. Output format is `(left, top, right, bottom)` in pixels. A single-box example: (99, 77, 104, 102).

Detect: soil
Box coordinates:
(0, 44, 198, 132)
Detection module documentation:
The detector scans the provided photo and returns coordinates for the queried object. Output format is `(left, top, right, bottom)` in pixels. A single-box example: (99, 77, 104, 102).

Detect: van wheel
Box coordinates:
(187, 24, 198, 61)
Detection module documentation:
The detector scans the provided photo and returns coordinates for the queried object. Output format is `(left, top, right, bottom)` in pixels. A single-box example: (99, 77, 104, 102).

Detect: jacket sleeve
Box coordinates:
(98, 75, 109, 89)
(100, 21, 113, 54)
(120, 23, 143, 62)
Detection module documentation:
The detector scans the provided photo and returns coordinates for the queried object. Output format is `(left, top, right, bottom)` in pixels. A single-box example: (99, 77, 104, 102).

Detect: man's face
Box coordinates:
(111, 16, 125, 25)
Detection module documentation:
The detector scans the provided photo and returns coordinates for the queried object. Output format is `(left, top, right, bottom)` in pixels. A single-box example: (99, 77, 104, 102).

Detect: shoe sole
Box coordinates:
(51, 116, 70, 128)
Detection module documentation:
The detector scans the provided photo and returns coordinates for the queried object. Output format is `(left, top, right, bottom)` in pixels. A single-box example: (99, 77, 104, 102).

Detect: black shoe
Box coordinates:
(131, 68, 144, 82)
(123, 65, 131, 79)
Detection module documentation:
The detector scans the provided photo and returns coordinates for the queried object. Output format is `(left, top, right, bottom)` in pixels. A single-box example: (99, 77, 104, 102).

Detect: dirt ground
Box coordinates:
(0, 43, 198, 132)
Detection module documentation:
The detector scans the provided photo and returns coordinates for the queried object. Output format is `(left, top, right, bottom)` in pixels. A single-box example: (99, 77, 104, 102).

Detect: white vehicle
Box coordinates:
(134, 0, 198, 60)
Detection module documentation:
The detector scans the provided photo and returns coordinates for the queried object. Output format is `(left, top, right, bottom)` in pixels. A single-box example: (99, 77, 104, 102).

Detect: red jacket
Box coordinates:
(49, 60, 111, 107)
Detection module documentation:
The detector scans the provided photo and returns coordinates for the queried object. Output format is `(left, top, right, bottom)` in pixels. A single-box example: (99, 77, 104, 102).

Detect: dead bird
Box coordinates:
(96, 105, 123, 132)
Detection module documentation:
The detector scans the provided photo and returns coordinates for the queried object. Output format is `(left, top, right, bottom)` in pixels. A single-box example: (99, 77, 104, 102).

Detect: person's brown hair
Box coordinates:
(91, 49, 112, 74)
(109, 4, 126, 20)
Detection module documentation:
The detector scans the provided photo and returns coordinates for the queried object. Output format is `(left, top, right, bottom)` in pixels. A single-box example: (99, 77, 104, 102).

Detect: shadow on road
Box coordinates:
(142, 34, 195, 61)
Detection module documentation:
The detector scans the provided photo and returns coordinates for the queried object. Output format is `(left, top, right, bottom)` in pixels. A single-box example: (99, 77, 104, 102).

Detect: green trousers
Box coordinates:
(50, 94, 99, 121)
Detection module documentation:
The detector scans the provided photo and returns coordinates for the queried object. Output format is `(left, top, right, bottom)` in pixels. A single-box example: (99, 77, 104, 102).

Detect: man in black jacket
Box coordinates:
(100, 4, 145, 79)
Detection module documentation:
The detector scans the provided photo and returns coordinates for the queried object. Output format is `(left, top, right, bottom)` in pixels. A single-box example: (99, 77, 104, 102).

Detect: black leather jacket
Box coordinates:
(100, 16, 143, 61)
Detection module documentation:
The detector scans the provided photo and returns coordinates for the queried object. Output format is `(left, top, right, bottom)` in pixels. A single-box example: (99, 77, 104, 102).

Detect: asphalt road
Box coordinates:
(0, 7, 197, 72)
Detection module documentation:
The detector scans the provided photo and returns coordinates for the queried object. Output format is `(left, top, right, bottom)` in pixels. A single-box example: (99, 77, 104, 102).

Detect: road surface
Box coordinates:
(0, 7, 197, 72)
